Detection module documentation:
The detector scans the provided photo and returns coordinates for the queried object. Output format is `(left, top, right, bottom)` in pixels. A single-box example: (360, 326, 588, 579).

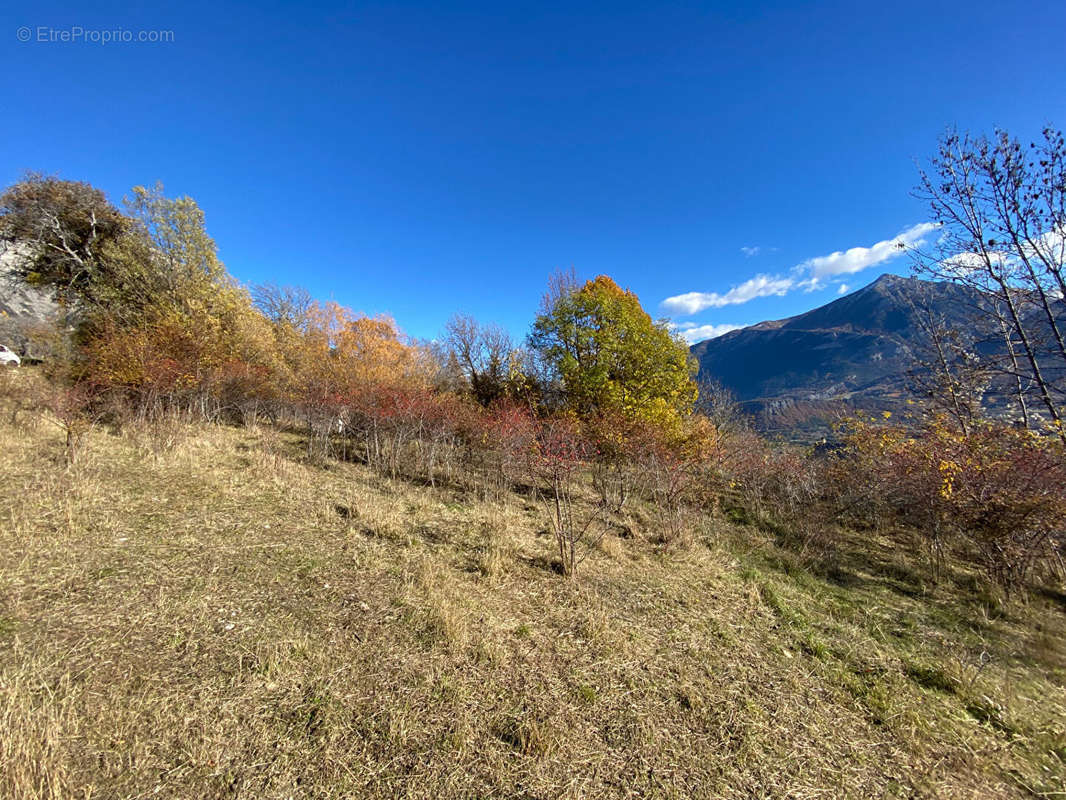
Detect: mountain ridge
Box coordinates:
(688, 273, 987, 439)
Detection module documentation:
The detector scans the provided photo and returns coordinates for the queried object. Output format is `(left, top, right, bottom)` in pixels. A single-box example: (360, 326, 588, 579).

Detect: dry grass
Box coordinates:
(0, 406, 1064, 798)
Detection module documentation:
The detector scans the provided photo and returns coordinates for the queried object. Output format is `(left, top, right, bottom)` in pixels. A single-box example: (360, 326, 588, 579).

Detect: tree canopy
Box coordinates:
(529, 275, 697, 427)
(0, 173, 131, 311)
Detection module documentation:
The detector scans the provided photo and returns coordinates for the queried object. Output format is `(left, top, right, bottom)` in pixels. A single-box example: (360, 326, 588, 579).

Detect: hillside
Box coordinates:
(1, 380, 1064, 798)
(690, 274, 999, 439)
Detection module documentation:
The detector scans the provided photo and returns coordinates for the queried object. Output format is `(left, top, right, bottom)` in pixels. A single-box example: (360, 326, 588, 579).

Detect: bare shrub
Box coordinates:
(525, 417, 616, 577)
(0, 366, 42, 426)
(834, 416, 1066, 592)
(42, 382, 101, 467)
(631, 418, 719, 548)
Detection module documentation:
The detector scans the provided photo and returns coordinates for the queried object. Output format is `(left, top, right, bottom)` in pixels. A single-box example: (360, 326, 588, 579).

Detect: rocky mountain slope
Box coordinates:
(690, 273, 1013, 439)
(0, 242, 60, 359)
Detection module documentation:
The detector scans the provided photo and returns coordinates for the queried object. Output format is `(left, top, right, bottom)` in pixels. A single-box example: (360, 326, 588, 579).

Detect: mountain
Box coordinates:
(689, 274, 988, 440)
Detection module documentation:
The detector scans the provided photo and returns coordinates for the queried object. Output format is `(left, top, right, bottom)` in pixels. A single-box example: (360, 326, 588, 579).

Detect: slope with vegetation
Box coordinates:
(0, 126, 1065, 798)
(689, 274, 981, 438)
(690, 272, 1066, 441)
(1, 382, 1064, 799)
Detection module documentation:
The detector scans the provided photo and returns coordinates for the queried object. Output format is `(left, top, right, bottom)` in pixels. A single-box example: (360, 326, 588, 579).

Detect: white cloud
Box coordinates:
(1021, 224, 1066, 262)
(661, 222, 939, 318)
(662, 275, 794, 314)
(837, 283, 849, 295)
(671, 321, 745, 344)
(800, 222, 937, 279)
(940, 249, 1014, 277)
(940, 225, 1064, 280)
(1038, 225, 1066, 253)
(940, 252, 984, 276)
(741, 245, 780, 258)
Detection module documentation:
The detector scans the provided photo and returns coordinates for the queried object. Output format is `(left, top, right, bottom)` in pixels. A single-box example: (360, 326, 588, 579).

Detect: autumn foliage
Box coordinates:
(833, 416, 1066, 591)
(2, 174, 1064, 589)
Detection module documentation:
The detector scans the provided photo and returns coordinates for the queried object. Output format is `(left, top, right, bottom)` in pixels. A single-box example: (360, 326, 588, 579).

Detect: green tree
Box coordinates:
(0, 173, 132, 310)
(0, 177, 228, 329)
(529, 274, 697, 427)
(124, 182, 227, 305)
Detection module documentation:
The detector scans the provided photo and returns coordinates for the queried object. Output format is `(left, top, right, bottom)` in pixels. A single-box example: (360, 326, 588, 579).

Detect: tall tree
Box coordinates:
(0, 173, 132, 311)
(252, 283, 314, 331)
(529, 274, 697, 427)
(903, 284, 989, 435)
(442, 314, 515, 406)
(912, 126, 1066, 439)
(124, 182, 227, 309)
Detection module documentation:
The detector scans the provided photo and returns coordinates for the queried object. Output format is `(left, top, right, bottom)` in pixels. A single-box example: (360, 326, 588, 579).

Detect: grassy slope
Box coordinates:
(0, 416, 1064, 799)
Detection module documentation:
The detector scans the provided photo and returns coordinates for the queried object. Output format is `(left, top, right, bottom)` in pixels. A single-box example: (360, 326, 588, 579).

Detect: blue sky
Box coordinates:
(3, 0, 1065, 343)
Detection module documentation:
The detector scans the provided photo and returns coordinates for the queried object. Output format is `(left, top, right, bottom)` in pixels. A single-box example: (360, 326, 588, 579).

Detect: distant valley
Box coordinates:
(689, 273, 1060, 440)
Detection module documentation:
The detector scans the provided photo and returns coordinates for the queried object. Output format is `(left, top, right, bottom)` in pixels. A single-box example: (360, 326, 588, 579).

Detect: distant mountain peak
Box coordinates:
(688, 272, 980, 440)
(869, 272, 910, 287)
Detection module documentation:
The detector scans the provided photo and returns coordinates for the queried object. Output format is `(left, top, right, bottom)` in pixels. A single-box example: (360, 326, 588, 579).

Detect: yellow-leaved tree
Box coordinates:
(529, 274, 697, 430)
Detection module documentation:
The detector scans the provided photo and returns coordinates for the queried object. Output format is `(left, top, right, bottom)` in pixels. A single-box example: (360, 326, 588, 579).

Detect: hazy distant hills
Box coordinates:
(690, 274, 997, 439)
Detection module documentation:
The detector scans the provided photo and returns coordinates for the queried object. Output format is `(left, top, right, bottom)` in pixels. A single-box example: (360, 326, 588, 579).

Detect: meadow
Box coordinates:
(2, 387, 1064, 799)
